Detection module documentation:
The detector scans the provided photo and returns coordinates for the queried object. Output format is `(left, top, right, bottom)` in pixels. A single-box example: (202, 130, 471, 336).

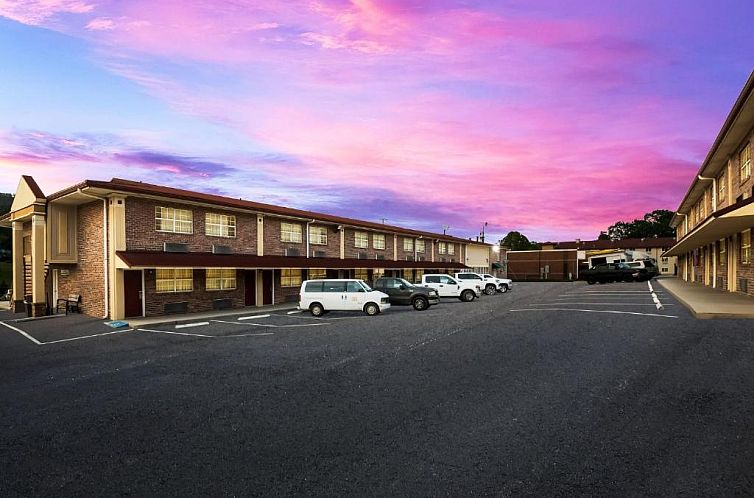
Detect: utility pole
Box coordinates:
(380, 218, 388, 225)
(443, 225, 450, 235)
(481, 222, 488, 243)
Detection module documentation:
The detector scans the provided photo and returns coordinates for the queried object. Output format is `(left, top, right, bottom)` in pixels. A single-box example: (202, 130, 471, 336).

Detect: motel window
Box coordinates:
(205, 213, 236, 238)
(415, 269, 424, 283)
(281, 269, 302, 287)
(741, 144, 752, 182)
(309, 226, 327, 245)
(373, 233, 385, 250)
(155, 207, 193, 234)
(415, 239, 425, 253)
(403, 238, 414, 252)
(438, 242, 447, 254)
(281, 222, 303, 243)
(719, 172, 727, 201)
(354, 231, 368, 249)
(447, 243, 455, 255)
(308, 268, 327, 280)
(206, 268, 237, 291)
(402, 269, 414, 281)
(355, 269, 369, 281)
(156, 268, 193, 293)
(719, 239, 726, 265)
(742, 230, 751, 264)
(373, 268, 385, 280)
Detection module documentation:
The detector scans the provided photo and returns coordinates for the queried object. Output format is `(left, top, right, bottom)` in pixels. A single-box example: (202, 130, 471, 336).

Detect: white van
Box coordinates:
(298, 279, 391, 317)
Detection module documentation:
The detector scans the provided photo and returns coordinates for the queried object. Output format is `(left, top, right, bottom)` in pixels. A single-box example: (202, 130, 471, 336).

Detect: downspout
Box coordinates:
(77, 189, 109, 320)
(698, 174, 717, 211)
(305, 219, 315, 258)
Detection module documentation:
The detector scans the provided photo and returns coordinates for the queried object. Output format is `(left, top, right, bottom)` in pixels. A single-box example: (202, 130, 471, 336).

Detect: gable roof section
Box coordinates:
(48, 177, 482, 244)
(10, 175, 46, 212)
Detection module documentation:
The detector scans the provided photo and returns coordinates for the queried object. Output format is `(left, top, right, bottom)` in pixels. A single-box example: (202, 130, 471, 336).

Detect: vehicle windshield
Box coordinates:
(396, 278, 413, 287)
(358, 280, 373, 292)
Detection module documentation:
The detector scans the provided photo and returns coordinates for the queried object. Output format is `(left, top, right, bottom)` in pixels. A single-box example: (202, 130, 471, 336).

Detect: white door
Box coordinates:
(344, 281, 367, 310)
(438, 276, 460, 297)
(322, 281, 346, 309)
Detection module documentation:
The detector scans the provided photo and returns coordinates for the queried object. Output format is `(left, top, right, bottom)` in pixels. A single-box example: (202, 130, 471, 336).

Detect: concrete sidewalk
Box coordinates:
(656, 277, 754, 319)
(126, 303, 299, 328)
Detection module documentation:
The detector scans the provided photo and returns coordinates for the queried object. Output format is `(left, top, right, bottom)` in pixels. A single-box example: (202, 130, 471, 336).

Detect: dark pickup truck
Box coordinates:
(372, 277, 440, 311)
(581, 263, 639, 284)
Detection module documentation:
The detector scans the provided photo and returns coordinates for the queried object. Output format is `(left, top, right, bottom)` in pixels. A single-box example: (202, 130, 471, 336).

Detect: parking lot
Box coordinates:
(2, 280, 754, 496)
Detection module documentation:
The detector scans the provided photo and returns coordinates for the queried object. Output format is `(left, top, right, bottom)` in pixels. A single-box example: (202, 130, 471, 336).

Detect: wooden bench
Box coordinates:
(56, 294, 81, 315)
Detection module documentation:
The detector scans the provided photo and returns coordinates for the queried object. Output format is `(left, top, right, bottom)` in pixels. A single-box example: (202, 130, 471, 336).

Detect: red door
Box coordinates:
(262, 270, 273, 305)
(123, 270, 143, 318)
(244, 271, 256, 306)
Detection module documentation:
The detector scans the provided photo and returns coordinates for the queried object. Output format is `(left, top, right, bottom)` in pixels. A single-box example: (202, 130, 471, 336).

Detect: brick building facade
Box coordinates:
(666, 70, 754, 296)
(1, 176, 489, 319)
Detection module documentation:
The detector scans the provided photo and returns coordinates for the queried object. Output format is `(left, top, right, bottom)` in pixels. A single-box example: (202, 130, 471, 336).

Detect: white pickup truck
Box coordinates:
(420, 274, 482, 302)
(455, 272, 513, 295)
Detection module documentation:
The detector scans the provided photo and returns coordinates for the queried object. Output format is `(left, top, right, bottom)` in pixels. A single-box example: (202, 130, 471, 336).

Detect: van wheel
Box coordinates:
(364, 302, 380, 316)
(499, 284, 509, 293)
(484, 284, 496, 295)
(460, 290, 475, 302)
(309, 303, 324, 317)
(412, 297, 428, 311)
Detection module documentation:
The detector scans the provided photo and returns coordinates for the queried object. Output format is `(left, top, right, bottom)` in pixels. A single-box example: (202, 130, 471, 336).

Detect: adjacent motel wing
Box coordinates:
(665, 70, 754, 294)
(0, 176, 494, 319)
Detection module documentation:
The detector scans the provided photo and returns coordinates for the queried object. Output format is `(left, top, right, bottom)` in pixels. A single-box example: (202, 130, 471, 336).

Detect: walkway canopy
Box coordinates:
(665, 198, 754, 256)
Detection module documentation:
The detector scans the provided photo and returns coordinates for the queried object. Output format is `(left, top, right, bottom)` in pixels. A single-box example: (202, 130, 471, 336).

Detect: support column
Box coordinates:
(257, 215, 264, 256)
(30, 214, 46, 316)
(109, 196, 126, 320)
(11, 221, 25, 313)
(339, 227, 345, 259)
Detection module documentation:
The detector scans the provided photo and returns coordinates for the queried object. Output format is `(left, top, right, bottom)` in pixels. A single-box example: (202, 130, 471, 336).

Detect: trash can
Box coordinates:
(24, 295, 32, 317)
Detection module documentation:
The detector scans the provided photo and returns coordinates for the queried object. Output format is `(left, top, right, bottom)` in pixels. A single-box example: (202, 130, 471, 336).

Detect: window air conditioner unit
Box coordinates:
(212, 245, 233, 255)
(284, 248, 300, 257)
(739, 278, 748, 293)
(313, 250, 327, 258)
(164, 242, 188, 253)
(405, 255, 414, 262)
(375, 254, 385, 260)
(357, 252, 368, 259)
(418, 256, 425, 262)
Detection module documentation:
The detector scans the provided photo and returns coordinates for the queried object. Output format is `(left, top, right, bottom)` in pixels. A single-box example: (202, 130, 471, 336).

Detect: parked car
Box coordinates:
(299, 279, 391, 316)
(454, 272, 498, 295)
(372, 277, 440, 311)
(581, 263, 639, 284)
(421, 274, 481, 302)
(624, 260, 659, 281)
(481, 273, 513, 293)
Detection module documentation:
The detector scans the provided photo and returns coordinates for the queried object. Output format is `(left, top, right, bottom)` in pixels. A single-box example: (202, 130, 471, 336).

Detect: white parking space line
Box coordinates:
(648, 281, 664, 310)
(287, 310, 302, 315)
(138, 328, 214, 338)
(238, 314, 271, 321)
(210, 319, 329, 328)
(532, 302, 674, 306)
(0, 320, 42, 345)
(42, 329, 134, 345)
(509, 308, 678, 318)
(175, 322, 210, 329)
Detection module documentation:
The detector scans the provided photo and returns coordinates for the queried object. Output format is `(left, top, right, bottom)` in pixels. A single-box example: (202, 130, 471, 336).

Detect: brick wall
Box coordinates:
(735, 233, 754, 295)
(143, 269, 246, 316)
(57, 201, 105, 317)
(343, 228, 393, 261)
(125, 198, 257, 254)
(263, 217, 340, 258)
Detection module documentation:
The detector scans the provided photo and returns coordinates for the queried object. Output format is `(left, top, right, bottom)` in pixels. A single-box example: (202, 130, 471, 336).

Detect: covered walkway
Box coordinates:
(656, 277, 754, 319)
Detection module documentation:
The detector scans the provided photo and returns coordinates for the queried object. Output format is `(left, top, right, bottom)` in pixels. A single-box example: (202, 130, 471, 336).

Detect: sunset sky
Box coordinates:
(1, 0, 753, 241)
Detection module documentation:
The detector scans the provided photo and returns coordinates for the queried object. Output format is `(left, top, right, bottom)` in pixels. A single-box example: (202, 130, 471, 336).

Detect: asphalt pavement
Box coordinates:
(1, 280, 753, 497)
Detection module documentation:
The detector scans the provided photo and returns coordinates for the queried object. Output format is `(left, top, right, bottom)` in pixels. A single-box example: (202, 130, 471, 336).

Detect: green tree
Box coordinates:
(500, 231, 541, 251)
(605, 209, 675, 240)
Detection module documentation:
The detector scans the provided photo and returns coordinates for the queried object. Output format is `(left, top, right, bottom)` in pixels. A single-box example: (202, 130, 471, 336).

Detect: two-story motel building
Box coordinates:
(665, 70, 754, 295)
(0, 176, 491, 319)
